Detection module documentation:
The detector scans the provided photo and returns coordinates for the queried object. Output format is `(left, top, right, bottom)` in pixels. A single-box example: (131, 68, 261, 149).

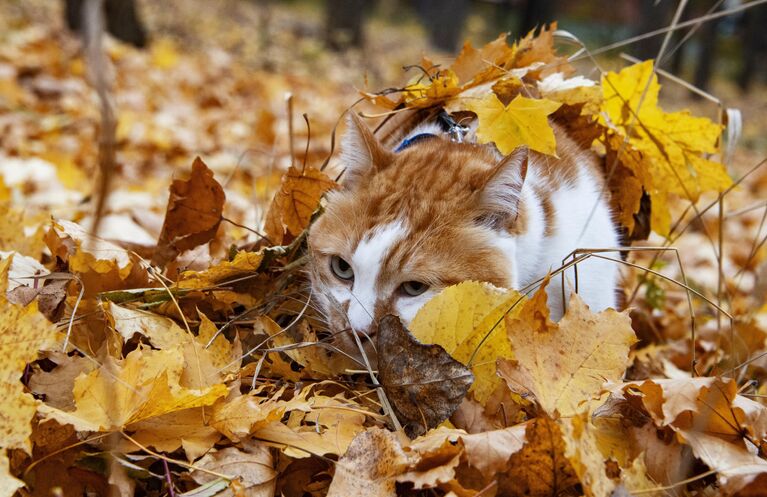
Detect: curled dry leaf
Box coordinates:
(264, 165, 337, 245)
(45, 219, 147, 296)
(152, 157, 225, 267)
(377, 314, 474, 438)
(498, 284, 636, 418)
(192, 440, 277, 497)
(677, 429, 767, 496)
(327, 427, 409, 497)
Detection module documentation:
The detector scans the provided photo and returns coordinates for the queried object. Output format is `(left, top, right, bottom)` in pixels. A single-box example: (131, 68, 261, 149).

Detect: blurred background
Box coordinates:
(0, 0, 766, 250)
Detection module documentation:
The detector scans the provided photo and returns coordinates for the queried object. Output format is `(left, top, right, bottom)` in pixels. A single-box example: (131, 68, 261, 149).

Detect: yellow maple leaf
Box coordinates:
(403, 69, 462, 109)
(39, 347, 227, 432)
(600, 60, 732, 236)
(498, 285, 636, 418)
(0, 256, 59, 455)
(408, 281, 525, 403)
(464, 93, 561, 156)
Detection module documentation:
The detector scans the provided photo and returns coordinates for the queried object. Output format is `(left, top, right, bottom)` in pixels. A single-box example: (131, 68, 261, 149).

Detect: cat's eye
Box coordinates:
(401, 281, 429, 297)
(330, 256, 354, 281)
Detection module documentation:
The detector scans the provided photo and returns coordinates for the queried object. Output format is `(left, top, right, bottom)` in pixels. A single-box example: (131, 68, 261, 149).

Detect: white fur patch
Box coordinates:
(347, 220, 408, 331)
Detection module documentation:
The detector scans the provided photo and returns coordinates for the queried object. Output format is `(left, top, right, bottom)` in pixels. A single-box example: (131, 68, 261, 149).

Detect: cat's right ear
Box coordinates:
(339, 113, 393, 189)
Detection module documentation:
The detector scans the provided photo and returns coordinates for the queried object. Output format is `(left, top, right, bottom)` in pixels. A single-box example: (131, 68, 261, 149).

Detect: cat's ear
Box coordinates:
(339, 113, 393, 189)
(476, 147, 529, 229)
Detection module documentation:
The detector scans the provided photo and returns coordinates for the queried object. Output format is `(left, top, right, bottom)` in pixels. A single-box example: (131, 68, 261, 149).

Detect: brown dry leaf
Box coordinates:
(377, 314, 473, 438)
(39, 347, 227, 432)
(512, 23, 573, 78)
(678, 429, 767, 495)
(454, 423, 527, 475)
(192, 440, 277, 497)
(615, 377, 767, 441)
(396, 437, 462, 490)
(0, 256, 59, 455)
(498, 416, 579, 497)
(327, 427, 409, 497)
(498, 286, 636, 417)
(197, 310, 242, 376)
(152, 157, 225, 267)
(408, 281, 523, 403)
(44, 219, 147, 296)
(450, 34, 516, 86)
(264, 165, 337, 245)
(28, 352, 94, 411)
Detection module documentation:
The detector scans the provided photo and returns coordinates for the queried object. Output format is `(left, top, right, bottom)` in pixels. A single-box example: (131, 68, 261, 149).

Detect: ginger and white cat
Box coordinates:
(307, 112, 619, 360)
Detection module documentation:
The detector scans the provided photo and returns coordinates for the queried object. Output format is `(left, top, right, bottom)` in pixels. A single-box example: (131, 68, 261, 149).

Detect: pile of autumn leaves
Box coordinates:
(2, 24, 767, 497)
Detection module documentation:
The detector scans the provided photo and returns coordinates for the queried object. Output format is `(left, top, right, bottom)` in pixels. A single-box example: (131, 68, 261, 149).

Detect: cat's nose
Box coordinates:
(347, 298, 375, 333)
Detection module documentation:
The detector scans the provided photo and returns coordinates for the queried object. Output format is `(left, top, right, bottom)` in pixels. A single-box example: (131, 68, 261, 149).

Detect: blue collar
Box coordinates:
(394, 133, 437, 153)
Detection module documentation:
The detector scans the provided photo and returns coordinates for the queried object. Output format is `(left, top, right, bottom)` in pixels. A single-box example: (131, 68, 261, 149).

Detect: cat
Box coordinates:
(306, 111, 619, 362)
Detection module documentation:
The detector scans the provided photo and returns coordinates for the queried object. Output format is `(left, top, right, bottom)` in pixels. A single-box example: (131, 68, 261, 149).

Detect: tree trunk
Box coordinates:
(65, 0, 147, 48)
(738, 5, 767, 91)
(413, 0, 470, 52)
(325, 0, 366, 51)
(519, 0, 557, 35)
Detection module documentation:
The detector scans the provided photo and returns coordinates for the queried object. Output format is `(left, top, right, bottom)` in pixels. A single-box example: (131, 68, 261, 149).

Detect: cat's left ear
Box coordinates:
(339, 113, 394, 189)
(476, 147, 529, 229)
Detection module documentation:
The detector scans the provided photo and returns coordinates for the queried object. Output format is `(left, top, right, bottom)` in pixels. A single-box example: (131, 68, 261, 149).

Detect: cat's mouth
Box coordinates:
(329, 325, 380, 369)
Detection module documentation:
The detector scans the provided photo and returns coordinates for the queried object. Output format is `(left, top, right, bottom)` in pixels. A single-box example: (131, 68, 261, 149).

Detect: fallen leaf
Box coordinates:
(600, 60, 732, 236)
(124, 407, 221, 461)
(377, 314, 473, 438)
(45, 219, 147, 296)
(152, 157, 225, 267)
(464, 93, 561, 156)
(192, 440, 277, 497)
(498, 416, 579, 497)
(498, 286, 636, 418)
(109, 302, 188, 349)
(177, 250, 264, 289)
(403, 70, 462, 108)
(264, 165, 337, 245)
(0, 256, 59, 454)
(408, 281, 523, 403)
(560, 414, 617, 497)
(28, 352, 94, 410)
(327, 427, 409, 497)
(396, 437, 461, 490)
(39, 347, 227, 432)
(678, 429, 767, 495)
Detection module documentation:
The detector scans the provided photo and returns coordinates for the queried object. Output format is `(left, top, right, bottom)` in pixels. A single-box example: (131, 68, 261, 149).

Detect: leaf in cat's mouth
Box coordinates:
(376, 314, 473, 438)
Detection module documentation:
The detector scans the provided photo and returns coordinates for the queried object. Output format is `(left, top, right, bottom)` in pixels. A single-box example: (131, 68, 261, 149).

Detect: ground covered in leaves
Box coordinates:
(2, 1, 767, 497)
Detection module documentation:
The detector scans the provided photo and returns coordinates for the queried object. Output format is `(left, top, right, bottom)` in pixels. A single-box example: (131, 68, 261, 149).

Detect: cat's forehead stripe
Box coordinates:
(346, 219, 409, 331)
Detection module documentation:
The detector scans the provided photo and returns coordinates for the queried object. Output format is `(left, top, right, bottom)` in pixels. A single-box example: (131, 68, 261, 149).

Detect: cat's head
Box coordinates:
(306, 113, 527, 363)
